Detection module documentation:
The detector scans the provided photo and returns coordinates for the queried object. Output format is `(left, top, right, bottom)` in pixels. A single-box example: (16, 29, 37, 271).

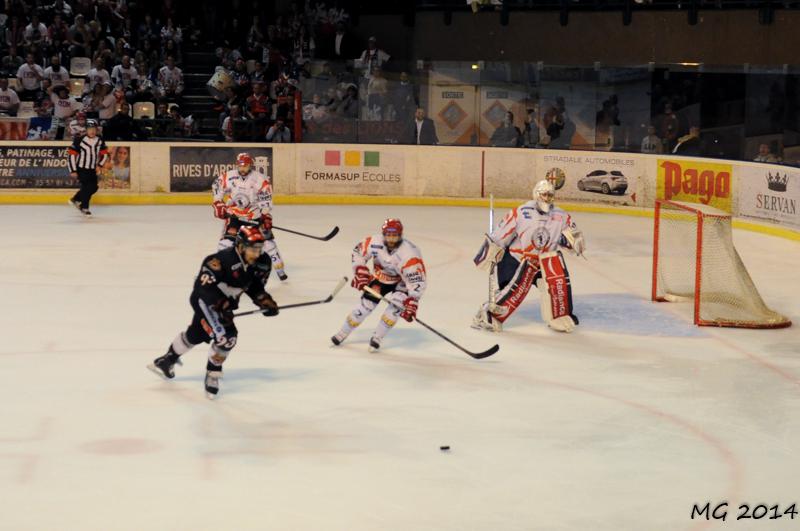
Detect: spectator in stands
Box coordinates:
(523, 106, 542, 148)
(247, 16, 264, 51)
(104, 101, 145, 140)
(160, 18, 182, 47)
(68, 110, 87, 138)
(49, 0, 74, 20)
(292, 24, 315, 64)
(246, 80, 270, 136)
(162, 38, 182, 66)
(269, 73, 295, 120)
(640, 125, 663, 154)
(672, 125, 702, 156)
(140, 39, 160, 72)
(490, 111, 521, 147)
(544, 96, 571, 148)
(96, 81, 117, 121)
(157, 55, 183, 102)
(366, 67, 388, 120)
(112, 55, 138, 97)
(133, 62, 156, 102)
(16, 53, 45, 101)
(113, 38, 131, 64)
(23, 14, 49, 49)
(49, 84, 80, 139)
(67, 14, 91, 58)
(185, 16, 203, 49)
(86, 57, 110, 95)
(754, 143, 780, 163)
(2, 46, 24, 72)
(303, 93, 329, 123)
(356, 36, 390, 79)
(392, 71, 418, 122)
(231, 57, 251, 89)
(251, 60, 267, 84)
(168, 105, 188, 137)
(48, 14, 70, 50)
(331, 83, 358, 119)
(407, 107, 438, 145)
(137, 14, 158, 48)
(5, 16, 25, 50)
(44, 54, 69, 87)
(221, 103, 241, 142)
(322, 21, 355, 61)
(266, 116, 292, 143)
(0, 76, 21, 116)
(656, 102, 680, 152)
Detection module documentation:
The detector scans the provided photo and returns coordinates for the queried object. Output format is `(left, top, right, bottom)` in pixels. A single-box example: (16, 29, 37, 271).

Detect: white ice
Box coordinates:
(1, 204, 799, 531)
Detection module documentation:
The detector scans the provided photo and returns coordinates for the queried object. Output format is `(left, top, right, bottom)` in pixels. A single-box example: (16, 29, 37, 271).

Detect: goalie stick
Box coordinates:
(233, 277, 348, 317)
(273, 224, 339, 241)
(488, 194, 499, 311)
(363, 286, 499, 360)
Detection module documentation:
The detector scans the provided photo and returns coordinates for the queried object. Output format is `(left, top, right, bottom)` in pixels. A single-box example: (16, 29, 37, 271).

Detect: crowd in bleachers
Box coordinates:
(0, 0, 193, 140)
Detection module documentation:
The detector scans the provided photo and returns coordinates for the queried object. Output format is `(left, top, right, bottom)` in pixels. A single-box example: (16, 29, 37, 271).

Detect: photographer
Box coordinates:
(265, 117, 292, 143)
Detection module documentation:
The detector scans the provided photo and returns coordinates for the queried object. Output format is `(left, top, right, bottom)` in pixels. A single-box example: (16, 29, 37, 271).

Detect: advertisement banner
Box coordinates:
(170, 147, 273, 192)
(297, 146, 404, 195)
(0, 144, 132, 189)
(737, 166, 800, 228)
(0, 118, 30, 140)
(656, 158, 733, 212)
(536, 152, 645, 206)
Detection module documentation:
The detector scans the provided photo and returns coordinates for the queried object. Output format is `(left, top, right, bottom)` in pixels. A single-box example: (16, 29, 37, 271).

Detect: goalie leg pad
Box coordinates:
(490, 258, 537, 323)
(538, 251, 578, 332)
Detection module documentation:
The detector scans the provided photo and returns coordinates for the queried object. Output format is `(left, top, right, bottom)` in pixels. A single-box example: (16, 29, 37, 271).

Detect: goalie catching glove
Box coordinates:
(473, 235, 505, 271)
(560, 227, 586, 257)
(351, 265, 373, 291)
(253, 292, 279, 316)
(400, 297, 418, 322)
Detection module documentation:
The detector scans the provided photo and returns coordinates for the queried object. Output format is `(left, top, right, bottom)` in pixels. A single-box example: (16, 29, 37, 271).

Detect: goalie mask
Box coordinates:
(532, 180, 555, 213)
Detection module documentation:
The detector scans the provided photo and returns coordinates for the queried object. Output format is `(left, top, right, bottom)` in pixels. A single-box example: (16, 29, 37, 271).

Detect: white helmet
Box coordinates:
(532, 179, 555, 213)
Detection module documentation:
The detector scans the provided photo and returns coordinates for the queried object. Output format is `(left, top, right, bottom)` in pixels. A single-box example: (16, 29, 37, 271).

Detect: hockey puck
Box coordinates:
(439, 445, 450, 451)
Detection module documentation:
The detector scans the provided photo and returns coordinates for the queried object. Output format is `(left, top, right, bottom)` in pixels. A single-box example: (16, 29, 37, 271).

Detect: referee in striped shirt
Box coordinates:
(68, 119, 109, 216)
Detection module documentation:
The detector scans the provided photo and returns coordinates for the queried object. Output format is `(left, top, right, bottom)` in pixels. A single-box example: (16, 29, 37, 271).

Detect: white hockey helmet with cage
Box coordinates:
(532, 179, 555, 213)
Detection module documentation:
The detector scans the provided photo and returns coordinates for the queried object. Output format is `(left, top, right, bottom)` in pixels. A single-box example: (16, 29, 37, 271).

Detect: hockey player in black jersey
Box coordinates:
(148, 225, 279, 399)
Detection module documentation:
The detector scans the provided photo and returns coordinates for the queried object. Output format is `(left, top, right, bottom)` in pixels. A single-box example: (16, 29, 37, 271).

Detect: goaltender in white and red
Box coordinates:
(472, 179, 585, 333)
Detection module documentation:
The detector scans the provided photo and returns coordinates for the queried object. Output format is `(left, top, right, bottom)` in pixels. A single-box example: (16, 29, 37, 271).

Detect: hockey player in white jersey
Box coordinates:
(472, 179, 585, 333)
(331, 218, 427, 351)
(211, 152, 288, 281)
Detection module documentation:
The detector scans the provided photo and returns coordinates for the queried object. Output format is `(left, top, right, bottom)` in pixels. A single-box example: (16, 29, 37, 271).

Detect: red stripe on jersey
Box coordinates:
(362, 236, 372, 256)
(401, 257, 426, 275)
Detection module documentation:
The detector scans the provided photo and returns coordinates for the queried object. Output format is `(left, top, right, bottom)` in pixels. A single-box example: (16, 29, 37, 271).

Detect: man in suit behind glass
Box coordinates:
(408, 107, 438, 145)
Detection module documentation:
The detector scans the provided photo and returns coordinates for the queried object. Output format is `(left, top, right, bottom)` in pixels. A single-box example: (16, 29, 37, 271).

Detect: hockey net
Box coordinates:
(651, 199, 791, 328)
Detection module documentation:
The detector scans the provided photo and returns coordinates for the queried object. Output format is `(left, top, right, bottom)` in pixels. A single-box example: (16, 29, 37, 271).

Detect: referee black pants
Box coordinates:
(71, 169, 99, 209)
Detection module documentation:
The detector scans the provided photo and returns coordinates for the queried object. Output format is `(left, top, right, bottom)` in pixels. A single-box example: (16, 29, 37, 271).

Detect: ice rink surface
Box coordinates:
(1, 203, 799, 531)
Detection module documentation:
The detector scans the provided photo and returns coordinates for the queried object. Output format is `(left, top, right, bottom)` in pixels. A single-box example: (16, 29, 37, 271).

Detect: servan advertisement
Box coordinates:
(536, 152, 646, 206)
(736, 166, 800, 228)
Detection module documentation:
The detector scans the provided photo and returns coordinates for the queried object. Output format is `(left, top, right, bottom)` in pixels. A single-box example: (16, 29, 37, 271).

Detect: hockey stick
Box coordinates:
(363, 286, 499, 360)
(273, 224, 339, 241)
(488, 194, 499, 310)
(233, 276, 348, 317)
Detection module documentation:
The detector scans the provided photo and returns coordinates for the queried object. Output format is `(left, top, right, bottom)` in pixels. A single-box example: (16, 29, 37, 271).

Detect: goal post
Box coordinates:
(652, 199, 791, 329)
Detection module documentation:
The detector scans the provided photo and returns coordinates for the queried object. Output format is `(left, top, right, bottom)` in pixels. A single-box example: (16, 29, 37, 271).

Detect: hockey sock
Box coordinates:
(264, 239, 286, 274)
(372, 297, 403, 341)
(170, 332, 195, 357)
(336, 297, 378, 338)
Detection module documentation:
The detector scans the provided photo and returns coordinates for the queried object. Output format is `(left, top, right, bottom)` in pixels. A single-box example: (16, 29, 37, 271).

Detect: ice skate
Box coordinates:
(68, 198, 81, 211)
(276, 270, 288, 281)
(80, 208, 92, 217)
(368, 336, 381, 353)
(331, 329, 349, 346)
(204, 370, 222, 399)
(471, 307, 502, 332)
(147, 352, 180, 379)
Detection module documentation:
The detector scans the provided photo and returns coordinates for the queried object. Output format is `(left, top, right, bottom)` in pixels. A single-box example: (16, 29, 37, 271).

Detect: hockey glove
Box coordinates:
(400, 297, 419, 322)
(215, 298, 234, 325)
(254, 292, 279, 317)
(212, 201, 228, 219)
(351, 265, 372, 291)
(260, 212, 273, 231)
